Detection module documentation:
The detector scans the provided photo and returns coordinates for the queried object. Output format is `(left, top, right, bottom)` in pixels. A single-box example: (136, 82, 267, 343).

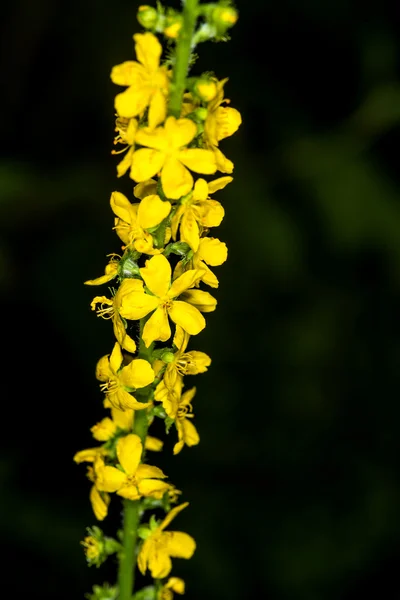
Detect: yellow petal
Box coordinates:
(197, 237, 227, 266)
(168, 269, 203, 299)
(181, 387, 197, 406)
(137, 194, 171, 230)
(143, 306, 171, 347)
(138, 479, 171, 498)
(173, 325, 188, 351)
(111, 61, 144, 86)
(136, 126, 169, 151)
(207, 176, 233, 194)
(161, 157, 193, 200)
(159, 502, 189, 531)
(134, 179, 158, 199)
(166, 578, 185, 594)
(113, 315, 137, 353)
(168, 301, 205, 336)
(130, 148, 165, 182)
(179, 210, 200, 251)
(98, 465, 126, 492)
(95, 354, 112, 383)
(110, 191, 136, 224)
(84, 261, 118, 286)
(109, 341, 123, 374)
(165, 116, 197, 148)
(117, 485, 141, 500)
(137, 464, 167, 480)
(73, 447, 106, 464)
(164, 531, 196, 558)
(91, 417, 116, 442)
(115, 86, 150, 119)
(197, 261, 219, 288)
(148, 544, 172, 578)
(134, 32, 162, 72)
(117, 147, 134, 178)
(111, 406, 133, 430)
(117, 433, 142, 475)
(120, 358, 155, 389)
(171, 204, 185, 240)
(90, 486, 110, 521)
(214, 147, 234, 174)
(119, 286, 159, 320)
(179, 148, 217, 174)
(109, 388, 151, 411)
(185, 351, 211, 374)
(173, 419, 199, 454)
(200, 199, 225, 228)
(148, 89, 167, 129)
(145, 436, 164, 451)
(138, 537, 151, 574)
(180, 289, 217, 313)
(192, 178, 209, 201)
(215, 106, 242, 141)
(140, 254, 171, 297)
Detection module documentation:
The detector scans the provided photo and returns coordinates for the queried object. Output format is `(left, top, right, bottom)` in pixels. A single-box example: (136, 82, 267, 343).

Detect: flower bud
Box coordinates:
(137, 5, 158, 29)
(211, 5, 238, 37)
(161, 351, 175, 364)
(164, 14, 183, 39)
(194, 78, 218, 102)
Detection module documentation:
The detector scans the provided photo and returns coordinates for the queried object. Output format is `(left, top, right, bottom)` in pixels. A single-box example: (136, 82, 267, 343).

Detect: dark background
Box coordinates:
(2, 0, 400, 598)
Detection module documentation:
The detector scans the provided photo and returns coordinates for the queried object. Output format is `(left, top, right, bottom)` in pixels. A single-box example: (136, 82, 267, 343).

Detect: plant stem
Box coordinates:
(168, 0, 199, 117)
(117, 320, 151, 599)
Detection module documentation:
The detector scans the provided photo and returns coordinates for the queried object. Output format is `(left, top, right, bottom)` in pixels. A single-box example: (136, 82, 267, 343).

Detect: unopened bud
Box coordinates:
(213, 6, 238, 27)
(164, 14, 183, 39)
(194, 78, 218, 102)
(161, 351, 175, 364)
(137, 5, 158, 29)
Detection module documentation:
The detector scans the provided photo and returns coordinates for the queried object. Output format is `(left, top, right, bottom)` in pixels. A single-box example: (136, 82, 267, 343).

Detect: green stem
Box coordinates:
(117, 319, 152, 599)
(168, 0, 199, 117)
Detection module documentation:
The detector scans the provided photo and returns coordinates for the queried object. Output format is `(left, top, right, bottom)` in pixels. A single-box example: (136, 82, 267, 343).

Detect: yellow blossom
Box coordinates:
(171, 176, 231, 251)
(173, 384, 199, 455)
(112, 117, 139, 177)
(73, 453, 111, 521)
(84, 254, 120, 286)
(204, 78, 242, 173)
(111, 32, 169, 128)
(131, 116, 217, 200)
(138, 502, 196, 578)
(119, 254, 210, 347)
(90, 280, 140, 353)
(81, 535, 103, 562)
(159, 577, 185, 600)
(96, 434, 170, 500)
(96, 341, 154, 410)
(179, 288, 217, 313)
(156, 325, 211, 396)
(174, 236, 228, 288)
(110, 191, 170, 254)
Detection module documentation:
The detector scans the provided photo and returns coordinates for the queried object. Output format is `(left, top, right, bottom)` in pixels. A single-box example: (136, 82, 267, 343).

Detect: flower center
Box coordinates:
(160, 297, 173, 310)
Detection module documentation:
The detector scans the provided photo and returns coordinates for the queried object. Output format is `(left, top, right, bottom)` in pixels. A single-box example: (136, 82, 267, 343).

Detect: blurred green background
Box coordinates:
(2, 0, 400, 598)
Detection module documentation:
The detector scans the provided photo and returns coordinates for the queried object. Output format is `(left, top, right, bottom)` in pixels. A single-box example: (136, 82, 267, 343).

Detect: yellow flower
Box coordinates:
(84, 254, 120, 286)
(112, 116, 139, 178)
(96, 341, 154, 410)
(81, 535, 103, 563)
(159, 577, 185, 600)
(131, 116, 217, 200)
(156, 325, 211, 398)
(204, 78, 242, 173)
(173, 385, 199, 455)
(111, 32, 169, 128)
(138, 502, 196, 578)
(90, 280, 139, 353)
(111, 191, 171, 254)
(73, 452, 111, 521)
(119, 254, 210, 347)
(171, 176, 231, 251)
(174, 237, 228, 288)
(96, 434, 170, 500)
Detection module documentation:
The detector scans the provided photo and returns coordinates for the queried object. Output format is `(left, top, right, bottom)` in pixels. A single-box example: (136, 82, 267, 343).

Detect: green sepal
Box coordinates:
(132, 586, 156, 600)
(163, 241, 191, 258)
(165, 416, 174, 433)
(137, 525, 152, 540)
(85, 583, 118, 600)
(152, 405, 167, 419)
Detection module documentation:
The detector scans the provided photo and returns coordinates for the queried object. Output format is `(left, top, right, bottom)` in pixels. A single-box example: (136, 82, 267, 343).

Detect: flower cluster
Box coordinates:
(76, 3, 240, 599)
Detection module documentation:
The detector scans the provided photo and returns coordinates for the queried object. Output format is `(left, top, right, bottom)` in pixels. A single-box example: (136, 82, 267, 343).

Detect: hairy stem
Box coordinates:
(168, 0, 199, 117)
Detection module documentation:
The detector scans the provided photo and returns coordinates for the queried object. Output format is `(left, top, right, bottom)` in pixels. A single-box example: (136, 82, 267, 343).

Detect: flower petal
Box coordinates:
(200, 199, 225, 227)
(164, 531, 196, 558)
(168, 301, 205, 336)
(165, 116, 197, 148)
(179, 148, 217, 174)
(162, 157, 193, 200)
(159, 502, 189, 531)
(138, 479, 171, 498)
(113, 315, 137, 353)
(214, 147, 234, 174)
(179, 210, 200, 251)
(95, 355, 112, 383)
(185, 351, 211, 374)
(110, 191, 136, 224)
(134, 32, 162, 72)
(137, 463, 167, 480)
(180, 289, 217, 313)
(90, 486, 110, 521)
(130, 148, 165, 182)
(145, 436, 164, 451)
(168, 269, 204, 299)
(140, 254, 171, 297)
(120, 358, 155, 389)
(117, 433, 142, 475)
(207, 176, 233, 194)
(138, 194, 171, 230)
(136, 126, 169, 152)
(111, 61, 144, 85)
(148, 544, 172, 579)
(119, 287, 159, 320)
(197, 237, 227, 266)
(173, 419, 200, 454)
(97, 465, 126, 492)
(143, 306, 171, 347)
(192, 178, 209, 201)
(115, 86, 150, 119)
(148, 89, 167, 129)
(215, 106, 242, 141)
(109, 342, 123, 374)
(134, 179, 158, 199)
(109, 388, 151, 411)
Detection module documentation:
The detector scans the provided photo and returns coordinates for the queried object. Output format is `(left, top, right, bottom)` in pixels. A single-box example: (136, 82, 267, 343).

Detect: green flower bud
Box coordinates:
(137, 5, 158, 29)
(138, 525, 152, 539)
(194, 78, 218, 102)
(212, 5, 238, 32)
(164, 13, 183, 39)
(161, 351, 175, 364)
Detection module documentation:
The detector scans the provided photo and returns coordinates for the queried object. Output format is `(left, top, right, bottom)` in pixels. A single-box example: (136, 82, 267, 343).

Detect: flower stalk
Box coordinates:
(75, 2, 240, 599)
